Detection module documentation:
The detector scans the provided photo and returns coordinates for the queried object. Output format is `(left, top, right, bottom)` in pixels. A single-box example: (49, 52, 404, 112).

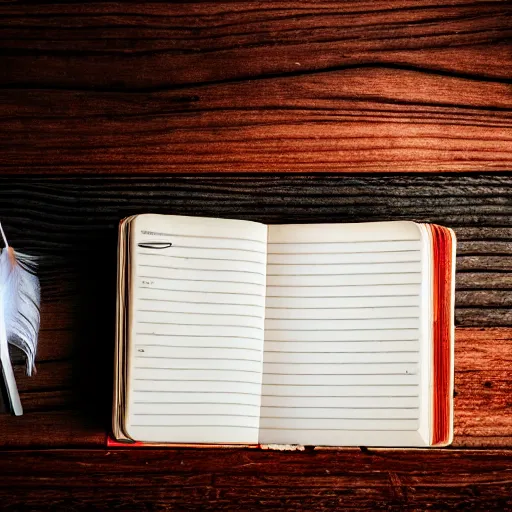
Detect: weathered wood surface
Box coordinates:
(1, 1, 511, 506)
(0, 175, 509, 448)
(1, 1, 511, 173)
(0, 448, 511, 510)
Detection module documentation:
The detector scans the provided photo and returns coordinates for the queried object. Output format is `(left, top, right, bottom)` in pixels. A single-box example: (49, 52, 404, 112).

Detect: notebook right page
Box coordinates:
(260, 221, 432, 447)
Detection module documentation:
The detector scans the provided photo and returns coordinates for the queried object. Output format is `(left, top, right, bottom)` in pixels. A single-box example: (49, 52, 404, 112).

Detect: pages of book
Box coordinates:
(124, 215, 267, 444)
(260, 221, 432, 446)
(115, 216, 446, 447)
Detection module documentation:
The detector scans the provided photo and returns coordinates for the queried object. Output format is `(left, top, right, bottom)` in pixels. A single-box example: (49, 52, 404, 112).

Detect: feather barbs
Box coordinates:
(0, 222, 40, 377)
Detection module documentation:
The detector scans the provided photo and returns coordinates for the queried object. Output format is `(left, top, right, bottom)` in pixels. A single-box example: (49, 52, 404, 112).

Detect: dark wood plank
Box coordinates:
(7, 173, 512, 318)
(0, 174, 509, 447)
(1, 173, 511, 327)
(1, 1, 511, 173)
(0, 448, 510, 510)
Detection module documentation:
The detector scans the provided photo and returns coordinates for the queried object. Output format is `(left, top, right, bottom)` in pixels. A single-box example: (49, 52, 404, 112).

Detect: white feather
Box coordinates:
(0, 222, 40, 415)
(0, 250, 41, 375)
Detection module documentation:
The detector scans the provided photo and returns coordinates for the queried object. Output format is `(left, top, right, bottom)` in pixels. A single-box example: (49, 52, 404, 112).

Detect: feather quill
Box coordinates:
(0, 222, 40, 416)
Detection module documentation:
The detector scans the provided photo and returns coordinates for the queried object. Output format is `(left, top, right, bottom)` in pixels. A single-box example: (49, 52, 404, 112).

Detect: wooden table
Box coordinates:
(1, 2, 511, 510)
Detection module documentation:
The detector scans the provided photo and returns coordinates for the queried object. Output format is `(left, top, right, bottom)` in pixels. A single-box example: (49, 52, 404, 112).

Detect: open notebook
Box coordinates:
(113, 214, 455, 448)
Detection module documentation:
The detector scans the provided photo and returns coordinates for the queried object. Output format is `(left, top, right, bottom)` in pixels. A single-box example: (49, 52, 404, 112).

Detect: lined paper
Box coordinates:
(260, 221, 428, 446)
(125, 215, 267, 444)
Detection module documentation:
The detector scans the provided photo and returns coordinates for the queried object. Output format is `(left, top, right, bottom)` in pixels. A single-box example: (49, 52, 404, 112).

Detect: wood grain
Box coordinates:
(1, 1, 511, 173)
(1, 2, 510, 506)
(1, 174, 511, 327)
(0, 175, 509, 447)
(0, 448, 511, 510)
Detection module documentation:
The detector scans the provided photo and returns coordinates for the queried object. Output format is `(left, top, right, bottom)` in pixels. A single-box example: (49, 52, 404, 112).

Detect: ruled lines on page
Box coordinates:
(260, 222, 427, 446)
(126, 215, 267, 444)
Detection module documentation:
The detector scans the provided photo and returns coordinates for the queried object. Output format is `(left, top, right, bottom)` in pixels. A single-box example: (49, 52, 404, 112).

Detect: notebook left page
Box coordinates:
(124, 214, 267, 444)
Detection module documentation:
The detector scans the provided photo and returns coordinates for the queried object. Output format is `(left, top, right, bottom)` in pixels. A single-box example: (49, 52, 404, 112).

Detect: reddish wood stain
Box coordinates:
(0, 0, 510, 507)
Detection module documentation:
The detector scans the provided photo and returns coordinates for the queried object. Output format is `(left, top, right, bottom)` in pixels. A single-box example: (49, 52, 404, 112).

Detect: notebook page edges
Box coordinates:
(113, 216, 132, 441)
(125, 214, 267, 444)
(428, 224, 456, 446)
(260, 221, 430, 447)
(448, 228, 456, 445)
